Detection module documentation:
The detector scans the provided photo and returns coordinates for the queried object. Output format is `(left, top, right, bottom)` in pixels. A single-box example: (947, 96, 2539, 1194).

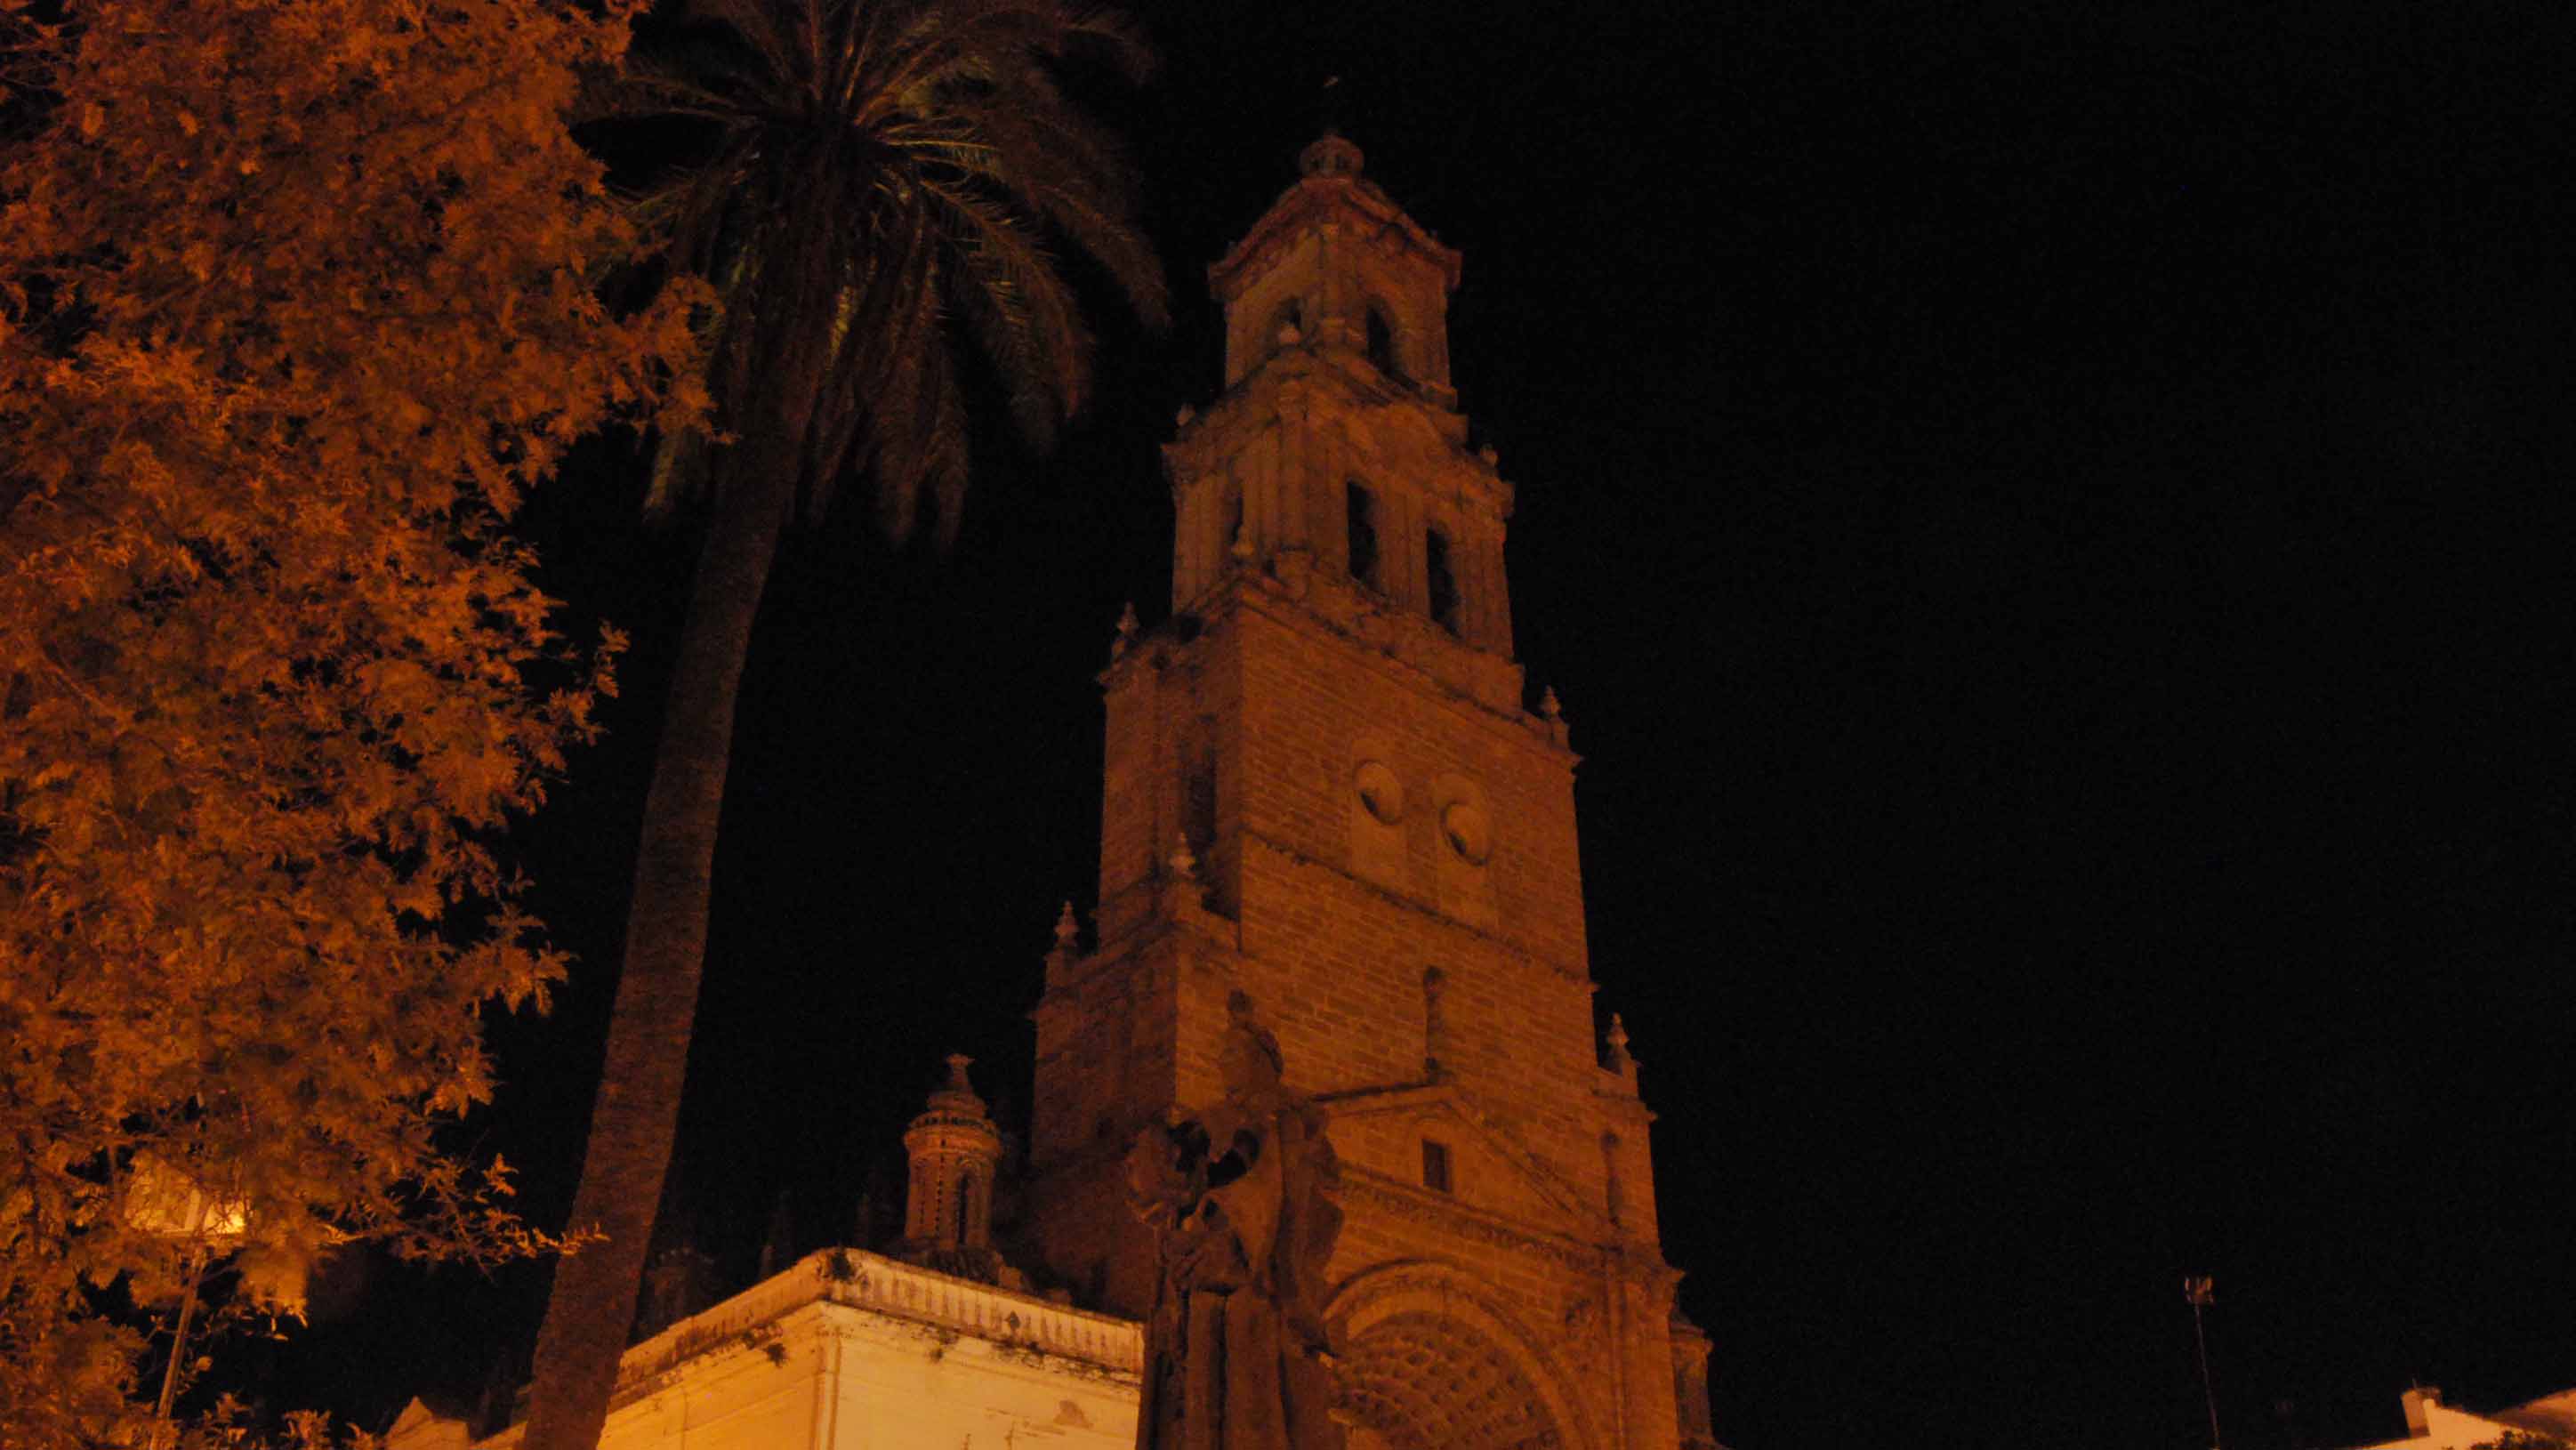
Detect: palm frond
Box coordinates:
(684, 0, 805, 97)
(934, 95, 1165, 328)
(916, 171, 1089, 431)
(1057, 5, 1155, 85)
(622, 0, 1166, 549)
(1018, 175, 1168, 329)
(858, 0, 1051, 127)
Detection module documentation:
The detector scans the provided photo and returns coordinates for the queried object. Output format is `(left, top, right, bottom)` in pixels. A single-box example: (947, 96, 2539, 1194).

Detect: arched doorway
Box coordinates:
(1336, 1310, 1564, 1450)
(1324, 1262, 1590, 1450)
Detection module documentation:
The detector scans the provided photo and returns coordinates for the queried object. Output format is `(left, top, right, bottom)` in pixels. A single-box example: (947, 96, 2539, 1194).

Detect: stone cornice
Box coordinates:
(1208, 174, 1463, 300)
(1168, 355, 1504, 517)
(813, 1254, 1140, 1377)
(1039, 841, 1598, 1027)
(1095, 574, 1570, 793)
(1315, 1078, 1451, 1112)
(1227, 572, 1568, 762)
(1323, 1080, 1602, 1224)
(650, 1249, 1137, 1377)
(1339, 1167, 1610, 1274)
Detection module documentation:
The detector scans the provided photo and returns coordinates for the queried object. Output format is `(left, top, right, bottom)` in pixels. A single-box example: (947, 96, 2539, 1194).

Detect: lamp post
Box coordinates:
(2186, 1275, 2222, 1450)
(125, 1154, 248, 1442)
(153, 1252, 211, 1428)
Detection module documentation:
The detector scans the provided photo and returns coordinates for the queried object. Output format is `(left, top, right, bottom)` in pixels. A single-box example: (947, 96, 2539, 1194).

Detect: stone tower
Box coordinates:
(1029, 136, 1714, 1450)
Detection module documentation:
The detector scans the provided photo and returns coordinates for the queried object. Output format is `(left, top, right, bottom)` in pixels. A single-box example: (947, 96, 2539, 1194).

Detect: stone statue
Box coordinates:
(1129, 993, 1345, 1450)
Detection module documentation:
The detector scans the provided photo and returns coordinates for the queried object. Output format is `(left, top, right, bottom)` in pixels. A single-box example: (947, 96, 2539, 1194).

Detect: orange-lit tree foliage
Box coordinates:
(0, 0, 697, 1437)
(519, 4, 1164, 1448)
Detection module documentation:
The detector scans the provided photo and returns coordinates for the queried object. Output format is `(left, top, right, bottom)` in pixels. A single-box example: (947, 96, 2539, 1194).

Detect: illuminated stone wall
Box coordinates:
(1027, 136, 1698, 1450)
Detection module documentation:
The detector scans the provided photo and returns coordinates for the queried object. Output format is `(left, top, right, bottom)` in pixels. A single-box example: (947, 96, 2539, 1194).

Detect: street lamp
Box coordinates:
(123, 1154, 248, 1436)
(2185, 1276, 2222, 1450)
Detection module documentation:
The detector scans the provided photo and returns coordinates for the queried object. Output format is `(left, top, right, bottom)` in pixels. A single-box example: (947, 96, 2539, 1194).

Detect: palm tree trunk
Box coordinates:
(518, 451, 794, 1450)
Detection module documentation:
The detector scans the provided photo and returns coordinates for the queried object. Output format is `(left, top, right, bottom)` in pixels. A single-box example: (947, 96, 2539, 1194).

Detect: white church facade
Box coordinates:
(390, 1246, 1142, 1450)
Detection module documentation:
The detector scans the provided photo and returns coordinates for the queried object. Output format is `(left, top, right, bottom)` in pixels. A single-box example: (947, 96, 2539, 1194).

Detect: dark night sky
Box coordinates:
(251, 4, 2568, 1447)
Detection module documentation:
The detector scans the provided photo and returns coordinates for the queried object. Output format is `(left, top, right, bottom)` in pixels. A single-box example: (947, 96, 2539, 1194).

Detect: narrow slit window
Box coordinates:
(1421, 1138, 1453, 1194)
(1184, 734, 1218, 850)
(1346, 483, 1380, 588)
(1426, 528, 1461, 635)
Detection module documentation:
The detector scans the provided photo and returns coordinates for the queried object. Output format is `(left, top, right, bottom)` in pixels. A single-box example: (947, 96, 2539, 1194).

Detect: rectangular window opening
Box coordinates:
(1346, 482, 1380, 589)
(1426, 528, 1461, 635)
(1184, 732, 1218, 850)
(1421, 1138, 1453, 1194)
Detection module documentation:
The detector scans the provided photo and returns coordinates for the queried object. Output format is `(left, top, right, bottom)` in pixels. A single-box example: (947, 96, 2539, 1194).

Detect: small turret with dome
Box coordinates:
(896, 1053, 1022, 1286)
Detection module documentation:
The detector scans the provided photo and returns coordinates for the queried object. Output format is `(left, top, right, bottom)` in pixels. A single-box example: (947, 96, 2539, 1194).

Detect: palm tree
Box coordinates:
(519, 4, 1165, 1447)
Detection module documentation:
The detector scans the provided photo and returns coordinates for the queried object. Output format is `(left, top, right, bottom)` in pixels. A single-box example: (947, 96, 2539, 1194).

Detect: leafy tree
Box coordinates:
(0, 0, 697, 1438)
(520, 1, 1165, 1446)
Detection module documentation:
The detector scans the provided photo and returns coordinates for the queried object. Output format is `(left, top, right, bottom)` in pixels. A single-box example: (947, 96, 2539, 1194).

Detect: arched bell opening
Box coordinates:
(1364, 303, 1405, 383)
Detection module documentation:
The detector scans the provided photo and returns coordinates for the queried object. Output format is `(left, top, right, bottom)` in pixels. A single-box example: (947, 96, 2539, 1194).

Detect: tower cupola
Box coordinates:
(1209, 133, 1464, 399)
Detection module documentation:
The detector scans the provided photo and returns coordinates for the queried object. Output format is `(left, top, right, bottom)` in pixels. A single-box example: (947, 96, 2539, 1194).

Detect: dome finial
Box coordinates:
(916, 1050, 988, 1116)
(1299, 131, 1364, 180)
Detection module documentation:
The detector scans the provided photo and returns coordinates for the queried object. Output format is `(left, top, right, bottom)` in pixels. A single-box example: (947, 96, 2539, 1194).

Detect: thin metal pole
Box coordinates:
(154, 1249, 207, 1436)
(2190, 1293, 2223, 1450)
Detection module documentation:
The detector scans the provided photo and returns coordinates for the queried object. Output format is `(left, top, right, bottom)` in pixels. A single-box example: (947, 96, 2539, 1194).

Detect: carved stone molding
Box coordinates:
(1338, 1168, 1605, 1273)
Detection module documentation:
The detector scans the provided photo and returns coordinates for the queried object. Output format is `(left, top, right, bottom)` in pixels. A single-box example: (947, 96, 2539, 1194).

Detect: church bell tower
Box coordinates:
(1030, 136, 1716, 1450)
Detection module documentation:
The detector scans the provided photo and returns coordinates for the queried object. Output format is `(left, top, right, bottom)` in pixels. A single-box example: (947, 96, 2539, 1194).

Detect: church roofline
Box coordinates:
(446, 1248, 1142, 1450)
(627, 1247, 1137, 1390)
